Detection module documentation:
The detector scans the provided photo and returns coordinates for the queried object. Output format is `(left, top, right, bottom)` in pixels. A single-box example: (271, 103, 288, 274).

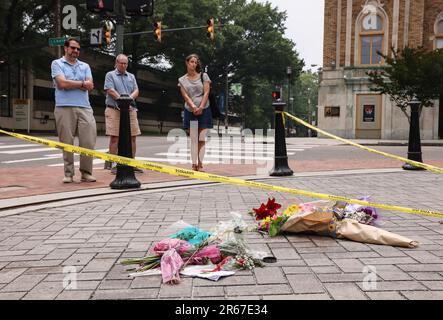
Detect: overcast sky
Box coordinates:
(256, 0, 325, 70)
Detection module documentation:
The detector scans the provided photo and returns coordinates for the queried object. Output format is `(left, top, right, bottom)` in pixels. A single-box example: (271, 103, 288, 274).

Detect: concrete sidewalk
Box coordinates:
(0, 167, 442, 300)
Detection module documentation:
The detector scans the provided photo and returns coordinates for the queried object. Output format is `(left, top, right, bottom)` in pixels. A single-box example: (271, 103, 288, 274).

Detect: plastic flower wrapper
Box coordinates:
(333, 196, 379, 225)
(121, 239, 194, 274)
(160, 248, 184, 284)
(216, 238, 264, 268)
(209, 212, 252, 243)
(170, 226, 212, 246)
(152, 238, 194, 256)
(186, 244, 222, 265)
(207, 255, 257, 271)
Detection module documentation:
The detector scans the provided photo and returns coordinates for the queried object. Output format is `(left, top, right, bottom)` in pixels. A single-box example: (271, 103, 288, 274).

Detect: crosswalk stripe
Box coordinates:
(0, 144, 37, 149)
(0, 147, 58, 154)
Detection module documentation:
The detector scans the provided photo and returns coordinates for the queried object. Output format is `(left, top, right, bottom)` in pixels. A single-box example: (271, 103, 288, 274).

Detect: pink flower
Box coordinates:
(152, 239, 193, 255)
(187, 245, 222, 265)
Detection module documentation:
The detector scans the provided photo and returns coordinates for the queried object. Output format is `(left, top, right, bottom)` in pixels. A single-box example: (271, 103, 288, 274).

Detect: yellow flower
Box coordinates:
(328, 223, 335, 232)
(283, 205, 300, 217)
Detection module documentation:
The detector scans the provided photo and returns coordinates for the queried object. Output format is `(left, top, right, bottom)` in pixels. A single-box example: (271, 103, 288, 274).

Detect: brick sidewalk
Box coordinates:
(0, 170, 442, 300)
(2, 159, 443, 200)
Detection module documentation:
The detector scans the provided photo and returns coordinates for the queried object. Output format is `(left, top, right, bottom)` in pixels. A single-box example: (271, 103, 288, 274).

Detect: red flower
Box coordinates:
(266, 198, 282, 213)
(253, 203, 273, 220)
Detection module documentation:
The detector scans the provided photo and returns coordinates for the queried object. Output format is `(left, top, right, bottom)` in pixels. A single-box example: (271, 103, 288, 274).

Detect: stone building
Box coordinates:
(318, 0, 443, 139)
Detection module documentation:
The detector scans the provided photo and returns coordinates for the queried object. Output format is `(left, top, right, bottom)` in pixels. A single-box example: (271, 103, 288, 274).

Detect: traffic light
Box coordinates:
(87, 0, 114, 13)
(103, 23, 112, 45)
(206, 18, 215, 40)
(125, 0, 154, 16)
(272, 90, 281, 100)
(153, 22, 162, 42)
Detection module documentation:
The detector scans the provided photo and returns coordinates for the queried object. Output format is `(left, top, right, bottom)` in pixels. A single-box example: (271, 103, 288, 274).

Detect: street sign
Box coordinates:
(49, 37, 68, 47)
(230, 83, 242, 96)
(90, 28, 102, 45)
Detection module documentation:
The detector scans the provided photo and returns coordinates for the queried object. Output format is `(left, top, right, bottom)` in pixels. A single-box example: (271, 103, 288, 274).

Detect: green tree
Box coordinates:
(367, 47, 443, 120)
(1, 0, 303, 131)
(290, 70, 318, 136)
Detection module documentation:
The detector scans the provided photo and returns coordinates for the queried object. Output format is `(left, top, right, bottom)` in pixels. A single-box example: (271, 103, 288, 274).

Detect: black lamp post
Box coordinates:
(270, 101, 294, 176)
(402, 97, 425, 171)
(110, 95, 142, 189)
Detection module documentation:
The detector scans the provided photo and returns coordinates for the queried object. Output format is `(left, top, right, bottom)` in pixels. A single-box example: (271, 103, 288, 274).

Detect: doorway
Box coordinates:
(356, 94, 382, 139)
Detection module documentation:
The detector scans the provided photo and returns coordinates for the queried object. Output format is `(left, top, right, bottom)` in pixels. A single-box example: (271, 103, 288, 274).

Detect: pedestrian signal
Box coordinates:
(207, 18, 215, 40)
(87, 0, 114, 13)
(272, 91, 281, 100)
(153, 22, 162, 42)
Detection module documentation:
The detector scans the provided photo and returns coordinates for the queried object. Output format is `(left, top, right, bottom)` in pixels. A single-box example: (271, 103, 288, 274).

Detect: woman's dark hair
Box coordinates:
(186, 53, 203, 73)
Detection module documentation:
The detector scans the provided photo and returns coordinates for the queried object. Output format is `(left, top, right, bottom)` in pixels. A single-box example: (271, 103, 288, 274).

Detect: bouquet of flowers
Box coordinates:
(122, 220, 267, 284)
(249, 198, 298, 237)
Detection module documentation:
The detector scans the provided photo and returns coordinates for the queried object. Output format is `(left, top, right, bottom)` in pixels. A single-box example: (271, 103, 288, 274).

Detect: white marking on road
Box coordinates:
(0, 144, 36, 149)
(0, 147, 57, 154)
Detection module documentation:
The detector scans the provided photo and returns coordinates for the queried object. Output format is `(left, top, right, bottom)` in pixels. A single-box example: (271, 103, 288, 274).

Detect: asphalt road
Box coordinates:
(1, 134, 442, 169)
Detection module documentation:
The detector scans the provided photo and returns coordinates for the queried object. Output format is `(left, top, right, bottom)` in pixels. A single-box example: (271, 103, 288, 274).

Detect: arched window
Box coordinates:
(436, 20, 443, 49)
(359, 14, 384, 65)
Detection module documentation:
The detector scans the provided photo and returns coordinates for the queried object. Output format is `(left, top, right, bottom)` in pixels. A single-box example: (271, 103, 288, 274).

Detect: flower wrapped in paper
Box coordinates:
(279, 200, 418, 248)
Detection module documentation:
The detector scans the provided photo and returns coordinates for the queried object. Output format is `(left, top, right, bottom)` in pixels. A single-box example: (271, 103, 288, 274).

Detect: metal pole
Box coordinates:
(115, 0, 124, 55)
(308, 96, 312, 137)
(55, 0, 61, 57)
(270, 102, 294, 176)
(225, 72, 229, 133)
(402, 97, 425, 171)
(286, 66, 292, 136)
(110, 95, 141, 189)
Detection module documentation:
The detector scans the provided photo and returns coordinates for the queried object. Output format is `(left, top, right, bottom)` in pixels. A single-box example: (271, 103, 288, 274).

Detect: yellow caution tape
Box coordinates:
(1, 128, 442, 219)
(282, 112, 443, 175)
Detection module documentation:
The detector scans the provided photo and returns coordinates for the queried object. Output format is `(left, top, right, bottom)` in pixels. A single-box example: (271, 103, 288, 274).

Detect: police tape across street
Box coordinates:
(1, 128, 442, 219)
(281, 111, 443, 175)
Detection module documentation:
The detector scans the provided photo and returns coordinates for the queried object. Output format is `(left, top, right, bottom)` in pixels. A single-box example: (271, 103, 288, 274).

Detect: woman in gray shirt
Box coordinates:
(178, 54, 213, 172)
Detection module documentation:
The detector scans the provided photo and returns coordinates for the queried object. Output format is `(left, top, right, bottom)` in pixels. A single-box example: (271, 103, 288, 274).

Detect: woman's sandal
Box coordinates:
(198, 163, 204, 172)
(192, 164, 199, 171)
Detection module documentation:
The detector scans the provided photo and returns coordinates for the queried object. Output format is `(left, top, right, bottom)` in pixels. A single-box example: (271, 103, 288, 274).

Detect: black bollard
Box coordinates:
(270, 102, 294, 176)
(110, 95, 142, 189)
(402, 97, 425, 171)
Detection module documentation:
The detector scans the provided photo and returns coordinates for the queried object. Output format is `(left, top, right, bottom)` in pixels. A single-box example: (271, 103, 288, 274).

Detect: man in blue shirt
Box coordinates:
(104, 54, 142, 174)
(51, 38, 97, 183)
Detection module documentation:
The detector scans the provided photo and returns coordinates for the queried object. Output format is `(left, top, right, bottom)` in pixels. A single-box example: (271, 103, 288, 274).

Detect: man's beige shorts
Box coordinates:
(105, 107, 141, 136)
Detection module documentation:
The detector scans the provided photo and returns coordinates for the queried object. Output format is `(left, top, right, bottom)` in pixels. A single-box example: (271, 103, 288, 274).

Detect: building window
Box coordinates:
(324, 106, 340, 117)
(360, 14, 384, 65)
(436, 20, 443, 49)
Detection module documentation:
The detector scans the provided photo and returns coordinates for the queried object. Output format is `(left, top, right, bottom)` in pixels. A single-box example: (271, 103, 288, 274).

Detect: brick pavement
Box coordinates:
(0, 170, 442, 300)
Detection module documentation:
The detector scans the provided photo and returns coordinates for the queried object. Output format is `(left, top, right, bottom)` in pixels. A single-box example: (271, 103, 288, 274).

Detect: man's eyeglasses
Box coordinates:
(69, 46, 81, 51)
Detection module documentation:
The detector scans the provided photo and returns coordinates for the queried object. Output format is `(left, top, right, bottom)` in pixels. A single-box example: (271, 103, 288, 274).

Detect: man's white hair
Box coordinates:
(115, 54, 128, 63)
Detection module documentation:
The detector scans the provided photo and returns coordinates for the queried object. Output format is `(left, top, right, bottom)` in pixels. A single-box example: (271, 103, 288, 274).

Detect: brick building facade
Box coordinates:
(319, 0, 443, 139)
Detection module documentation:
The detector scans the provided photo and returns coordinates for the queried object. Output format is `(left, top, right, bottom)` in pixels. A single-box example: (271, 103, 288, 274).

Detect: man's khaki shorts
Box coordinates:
(105, 107, 141, 136)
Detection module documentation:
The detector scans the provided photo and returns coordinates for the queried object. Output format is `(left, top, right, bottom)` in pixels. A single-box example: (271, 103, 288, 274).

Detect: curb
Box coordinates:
(0, 168, 405, 216)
